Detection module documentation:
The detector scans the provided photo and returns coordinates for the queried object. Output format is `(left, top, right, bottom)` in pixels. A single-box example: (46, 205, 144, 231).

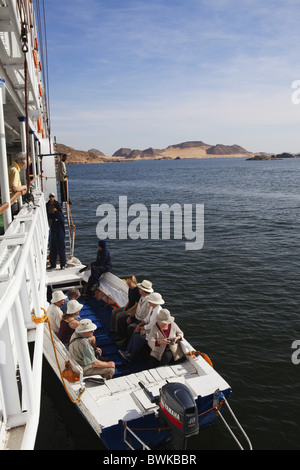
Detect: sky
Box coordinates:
(40, 0, 300, 156)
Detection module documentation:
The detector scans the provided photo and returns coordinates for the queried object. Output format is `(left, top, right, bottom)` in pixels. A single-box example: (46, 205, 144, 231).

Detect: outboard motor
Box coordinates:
(159, 382, 199, 450)
(139, 381, 199, 450)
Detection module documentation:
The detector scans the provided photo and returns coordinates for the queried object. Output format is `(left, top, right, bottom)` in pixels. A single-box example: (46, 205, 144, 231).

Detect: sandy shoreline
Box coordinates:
(68, 151, 254, 164)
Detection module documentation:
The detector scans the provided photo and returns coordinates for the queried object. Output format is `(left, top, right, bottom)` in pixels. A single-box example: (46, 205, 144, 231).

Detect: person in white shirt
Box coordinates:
(46, 290, 67, 334)
(116, 279, 153, 345)
(118, 292, 165, 362)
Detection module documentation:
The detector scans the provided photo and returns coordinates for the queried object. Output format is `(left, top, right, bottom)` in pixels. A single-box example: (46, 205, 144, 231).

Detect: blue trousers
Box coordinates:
(127, 332, 147, 359)
(49, 234, 66, 268)
(86, 265, 106, 293)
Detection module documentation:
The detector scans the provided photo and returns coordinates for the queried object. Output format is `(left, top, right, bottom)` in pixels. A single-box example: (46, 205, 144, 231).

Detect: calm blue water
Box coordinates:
(37, 157, 300, 450)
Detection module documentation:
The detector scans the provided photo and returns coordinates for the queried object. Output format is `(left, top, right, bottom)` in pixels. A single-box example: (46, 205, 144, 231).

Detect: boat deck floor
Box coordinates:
(46, 263, 86, 290)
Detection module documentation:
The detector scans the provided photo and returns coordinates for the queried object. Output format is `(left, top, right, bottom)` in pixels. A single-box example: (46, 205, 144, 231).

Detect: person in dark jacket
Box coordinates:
(85, 240, 112, 295)
(48, 206, 66, 269)
(46, 193, 62, 226)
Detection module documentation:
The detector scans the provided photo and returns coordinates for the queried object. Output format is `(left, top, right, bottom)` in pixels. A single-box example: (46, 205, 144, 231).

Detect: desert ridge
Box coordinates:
(55, 141, 256, 164)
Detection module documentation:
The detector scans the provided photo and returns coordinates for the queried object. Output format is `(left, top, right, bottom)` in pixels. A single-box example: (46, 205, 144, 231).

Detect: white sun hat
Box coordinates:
(51, 290, 67, 303)
(156, 309, 175, 324)
(66, 300, 83, 315)
(76, 319, 97, 333)
(137, 279, 154, 293)
(147, 292, 165, 305)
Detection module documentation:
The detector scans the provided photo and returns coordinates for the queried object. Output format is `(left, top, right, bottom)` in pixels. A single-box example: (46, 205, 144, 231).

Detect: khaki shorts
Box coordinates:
(83, 365, 115, 380)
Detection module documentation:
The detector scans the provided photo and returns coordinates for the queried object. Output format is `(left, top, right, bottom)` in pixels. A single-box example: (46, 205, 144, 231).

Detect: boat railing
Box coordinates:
(43, 323, 84, 386)
(123, 421, 151, 450)
(62, 195, 76, 260)
(0, 189, 49, 449)
(0, 173, 42, 218)
(53, 165, 76, 260)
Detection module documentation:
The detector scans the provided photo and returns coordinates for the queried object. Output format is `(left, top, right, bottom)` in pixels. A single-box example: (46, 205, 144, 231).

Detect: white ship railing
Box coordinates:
(0, 191, 48, 450)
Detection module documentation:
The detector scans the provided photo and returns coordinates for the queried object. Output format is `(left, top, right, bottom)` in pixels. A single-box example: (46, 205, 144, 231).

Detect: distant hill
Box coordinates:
(206, 144, 249, 155)
(113, 147, 162, 158)
(112, 148, 132, 157)
(57, 140, 255, 164)
(88, 148, 105, 157)
(55, 144, 108, 164)
(112, 141, 252, 160)
(166, 141, 210, 149)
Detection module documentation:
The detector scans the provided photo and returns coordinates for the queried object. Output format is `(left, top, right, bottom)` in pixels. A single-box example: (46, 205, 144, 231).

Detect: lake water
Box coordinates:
(36, 157, 300, 450)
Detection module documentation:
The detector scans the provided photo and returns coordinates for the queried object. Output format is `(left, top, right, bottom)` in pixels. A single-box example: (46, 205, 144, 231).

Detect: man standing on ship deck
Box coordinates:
(56, 154, 69, 203)
(48, 205, 66, 270)
(8, 152, 28, 216)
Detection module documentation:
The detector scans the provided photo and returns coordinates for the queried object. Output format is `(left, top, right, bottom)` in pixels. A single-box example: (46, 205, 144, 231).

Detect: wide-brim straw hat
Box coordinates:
(66, 299, 83, 315)
(51, 290, 67, 303)
(137, 279, 154, 293)
(147, 292, 165, 305)
(156, 309, 174, 324)
(76, 319, 97, 333)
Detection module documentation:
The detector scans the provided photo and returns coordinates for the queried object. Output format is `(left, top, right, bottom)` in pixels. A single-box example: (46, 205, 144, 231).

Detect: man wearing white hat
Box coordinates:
(116, 279, 153, 346)
(126, 291, 164, 342)
(69, 319, 115, 380)
(119, 292, 165, 363)
(46, 290, 67, 334)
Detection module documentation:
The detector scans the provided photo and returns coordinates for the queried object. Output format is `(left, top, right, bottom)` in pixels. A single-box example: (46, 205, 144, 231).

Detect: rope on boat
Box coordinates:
(216, 392, 253, 450)
(187, 350, 213, 368)
(32, 308, 85, 404)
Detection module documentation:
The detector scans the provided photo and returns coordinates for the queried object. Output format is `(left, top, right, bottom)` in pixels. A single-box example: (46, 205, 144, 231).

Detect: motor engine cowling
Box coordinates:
(159, 382, 199, 450)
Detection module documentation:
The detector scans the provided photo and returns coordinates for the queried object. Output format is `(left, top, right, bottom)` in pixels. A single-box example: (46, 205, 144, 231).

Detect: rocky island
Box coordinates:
(246, 152, 300, 161)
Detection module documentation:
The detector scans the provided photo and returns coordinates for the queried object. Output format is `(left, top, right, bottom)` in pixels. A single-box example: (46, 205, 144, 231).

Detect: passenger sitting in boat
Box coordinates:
(115, 279, 153, 346)
(111, 275, 141, 332)
(148, 309, 184, 369)
(118, 292, 165, 363)
(47, 290, 67, 334)
(84, 240, 112, 296)
(61, 287, 81, 314)
(69, 319, 115, 380)
(93, 288, 103, 301)
(94, 289, 115, 307)
(57, 300, 82, 347)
